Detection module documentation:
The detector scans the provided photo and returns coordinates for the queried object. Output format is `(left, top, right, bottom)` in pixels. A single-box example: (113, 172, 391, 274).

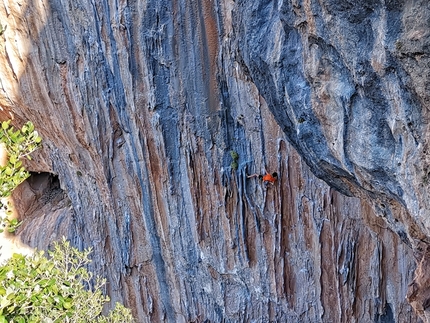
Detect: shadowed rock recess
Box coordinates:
(0, 0, 428, 321)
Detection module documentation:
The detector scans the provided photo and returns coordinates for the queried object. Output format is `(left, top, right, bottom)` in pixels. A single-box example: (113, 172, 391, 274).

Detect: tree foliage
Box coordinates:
(0, 120, 42, 232)
(0, 238, 134, 322)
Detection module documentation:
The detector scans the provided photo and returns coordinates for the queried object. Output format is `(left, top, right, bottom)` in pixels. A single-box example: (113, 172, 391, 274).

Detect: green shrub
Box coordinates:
(0, 237, 134, 322)
(0, 120, 42, 232)
(230, 150, 239, 170)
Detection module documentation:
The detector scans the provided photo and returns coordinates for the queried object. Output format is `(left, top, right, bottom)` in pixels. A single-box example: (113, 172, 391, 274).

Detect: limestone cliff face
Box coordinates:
(0, 0, 428, 322)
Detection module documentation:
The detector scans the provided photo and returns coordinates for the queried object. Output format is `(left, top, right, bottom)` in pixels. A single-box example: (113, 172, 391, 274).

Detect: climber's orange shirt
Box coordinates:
(262, 173, 277, 184)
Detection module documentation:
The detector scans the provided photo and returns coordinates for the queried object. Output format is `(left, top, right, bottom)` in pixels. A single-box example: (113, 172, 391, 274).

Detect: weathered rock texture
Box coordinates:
(0, 0, 428, 322)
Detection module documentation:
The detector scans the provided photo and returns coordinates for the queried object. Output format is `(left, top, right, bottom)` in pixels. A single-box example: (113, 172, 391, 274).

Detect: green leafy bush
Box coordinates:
(230, 150, 239, 170)
(0, 120, 42, 232)
(0, 237, 134, 322)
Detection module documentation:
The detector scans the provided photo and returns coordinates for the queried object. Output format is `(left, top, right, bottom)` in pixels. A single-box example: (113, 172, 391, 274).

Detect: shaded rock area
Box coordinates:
(0, 0, 428, 321)
(14, 172, 72, 249)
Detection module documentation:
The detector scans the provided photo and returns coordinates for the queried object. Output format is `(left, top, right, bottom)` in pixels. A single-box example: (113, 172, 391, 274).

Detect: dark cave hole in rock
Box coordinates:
(28, 172, 63, 201)
(374, 302, 394, 323)
(14, 172, 68, 219)
(12, 172, 74, 249)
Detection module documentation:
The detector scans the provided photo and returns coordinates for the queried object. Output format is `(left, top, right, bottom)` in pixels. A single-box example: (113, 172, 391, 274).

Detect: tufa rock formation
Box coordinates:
(0, 0, 428, 321)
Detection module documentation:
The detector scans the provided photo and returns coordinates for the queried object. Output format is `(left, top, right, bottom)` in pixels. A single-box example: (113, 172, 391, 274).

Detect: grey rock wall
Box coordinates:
(0, 0, 427, 321)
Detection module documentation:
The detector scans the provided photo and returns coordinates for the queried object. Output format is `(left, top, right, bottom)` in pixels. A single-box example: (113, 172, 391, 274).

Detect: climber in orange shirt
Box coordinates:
(247, 172, 278, 185)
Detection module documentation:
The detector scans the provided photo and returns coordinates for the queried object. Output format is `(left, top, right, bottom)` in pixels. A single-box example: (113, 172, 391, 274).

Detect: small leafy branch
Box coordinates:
(0, 237, 134, 322)
(0, 120, 42, 233)
(230, 150, 239, 170)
